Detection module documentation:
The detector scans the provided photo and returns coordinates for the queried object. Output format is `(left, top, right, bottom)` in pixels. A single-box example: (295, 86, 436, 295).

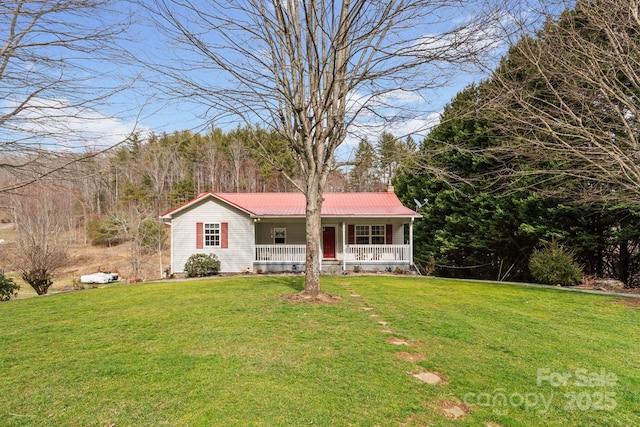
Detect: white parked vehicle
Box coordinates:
(80, 272, 119, 284)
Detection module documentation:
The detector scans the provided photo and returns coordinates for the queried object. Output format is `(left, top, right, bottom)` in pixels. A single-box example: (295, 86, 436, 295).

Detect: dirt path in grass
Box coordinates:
(343, 282, 508, 425)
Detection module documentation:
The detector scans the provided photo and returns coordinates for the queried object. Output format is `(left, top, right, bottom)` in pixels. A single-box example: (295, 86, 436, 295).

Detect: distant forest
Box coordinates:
(1, 126, 417, 218)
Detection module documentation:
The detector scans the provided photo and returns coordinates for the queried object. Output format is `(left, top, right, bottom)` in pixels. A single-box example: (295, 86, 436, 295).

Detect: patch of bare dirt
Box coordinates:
(399, 412, 432, 427)
(396, 352, 425, 362)
(438, 400, 470, 419)
(614, 298, 640, 308)
(280, 292, 342, 304)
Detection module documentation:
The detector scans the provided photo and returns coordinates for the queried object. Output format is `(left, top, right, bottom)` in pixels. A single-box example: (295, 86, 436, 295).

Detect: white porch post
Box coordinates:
(409, 218, 414, 268)
(252, 218, 257, 272)
(342, 222, 346, 271)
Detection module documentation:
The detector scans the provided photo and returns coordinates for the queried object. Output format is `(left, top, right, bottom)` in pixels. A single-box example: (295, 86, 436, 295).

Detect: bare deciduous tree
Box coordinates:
(487, 0, 640, 201)
(0, 0, 137, 193)
(226, 137, 250, 192)
(141, 137, 180, 214)
(135, 216, 168, 279)
(13, 188, 69, 295)
(147, 0, 504, 295)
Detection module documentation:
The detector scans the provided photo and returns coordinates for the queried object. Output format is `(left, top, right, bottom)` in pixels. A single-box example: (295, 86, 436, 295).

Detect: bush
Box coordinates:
(184, 253, 221, 277)
(0, 272, 20, 301)
(529, 240, 583, 286)
(22, 268, 54, 295)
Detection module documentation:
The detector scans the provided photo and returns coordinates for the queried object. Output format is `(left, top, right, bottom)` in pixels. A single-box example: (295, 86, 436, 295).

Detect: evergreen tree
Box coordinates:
(350, 139, 379, 191)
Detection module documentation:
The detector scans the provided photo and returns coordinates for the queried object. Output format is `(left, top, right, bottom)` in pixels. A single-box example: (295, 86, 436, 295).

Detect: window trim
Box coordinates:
(273, 227, 286, 244)
(204, 223, 221, 247)
(355, 224, 386, 245)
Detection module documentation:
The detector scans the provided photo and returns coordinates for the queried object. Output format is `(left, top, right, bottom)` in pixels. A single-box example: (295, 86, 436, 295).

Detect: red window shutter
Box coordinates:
(221, 222, 228, 248)
(196, 222, 204, 249)
(386, 224, 393, 244)
(348, 224, 355, 244)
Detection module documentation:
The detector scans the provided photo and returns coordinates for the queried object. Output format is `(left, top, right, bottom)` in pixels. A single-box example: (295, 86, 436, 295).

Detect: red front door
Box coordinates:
(322, 226, 336, 259)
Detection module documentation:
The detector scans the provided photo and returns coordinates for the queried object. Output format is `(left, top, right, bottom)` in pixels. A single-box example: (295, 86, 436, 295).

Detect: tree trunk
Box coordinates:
(618, 241, 630, 287)
(304, 185, 323, 296)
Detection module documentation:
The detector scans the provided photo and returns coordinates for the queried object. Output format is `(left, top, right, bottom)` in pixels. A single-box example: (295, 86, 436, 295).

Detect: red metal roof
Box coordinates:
(161, 191, 421, 218)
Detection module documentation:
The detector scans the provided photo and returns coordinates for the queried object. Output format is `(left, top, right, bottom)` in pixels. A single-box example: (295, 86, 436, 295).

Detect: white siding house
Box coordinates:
(167, 196, 255, 274)
(160, 189, 421, 275)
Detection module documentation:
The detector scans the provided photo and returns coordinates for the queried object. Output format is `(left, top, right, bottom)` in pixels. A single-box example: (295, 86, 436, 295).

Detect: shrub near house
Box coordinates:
(184, 253, 221, 277)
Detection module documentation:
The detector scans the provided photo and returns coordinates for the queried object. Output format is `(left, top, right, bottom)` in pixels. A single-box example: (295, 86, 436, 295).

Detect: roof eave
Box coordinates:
(159, 192, 257, 219)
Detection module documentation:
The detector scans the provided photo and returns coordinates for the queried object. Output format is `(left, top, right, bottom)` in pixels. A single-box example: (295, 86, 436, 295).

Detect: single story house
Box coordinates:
(160, 188, 421, 275)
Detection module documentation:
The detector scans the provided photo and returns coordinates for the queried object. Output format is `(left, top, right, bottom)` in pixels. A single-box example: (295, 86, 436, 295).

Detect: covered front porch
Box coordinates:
(253, 218, 416, 274)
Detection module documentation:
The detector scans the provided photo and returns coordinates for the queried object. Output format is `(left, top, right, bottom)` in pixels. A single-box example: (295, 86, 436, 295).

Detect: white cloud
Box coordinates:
(1, 97, 150, 151)
(337, 111, 441, 162)
(411, 18, 506, 67)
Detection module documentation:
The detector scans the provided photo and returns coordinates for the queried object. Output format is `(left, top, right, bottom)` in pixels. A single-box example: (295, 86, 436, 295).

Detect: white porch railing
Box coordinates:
(255, 244, 306, 262)
(255, 244, 411, 263)
(345, 244, 410, 262)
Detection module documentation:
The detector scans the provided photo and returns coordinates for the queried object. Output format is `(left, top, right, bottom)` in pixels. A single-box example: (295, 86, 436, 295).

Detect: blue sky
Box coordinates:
(3, 0, 569, 161)
(126, 0, 510, 161)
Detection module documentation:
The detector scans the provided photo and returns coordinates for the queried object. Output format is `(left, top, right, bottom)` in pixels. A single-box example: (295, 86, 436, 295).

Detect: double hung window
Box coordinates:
(355, 225, 385, 244)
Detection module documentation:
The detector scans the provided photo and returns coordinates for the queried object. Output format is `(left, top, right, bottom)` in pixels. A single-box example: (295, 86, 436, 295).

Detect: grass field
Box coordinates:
(1, 276, 638, 426)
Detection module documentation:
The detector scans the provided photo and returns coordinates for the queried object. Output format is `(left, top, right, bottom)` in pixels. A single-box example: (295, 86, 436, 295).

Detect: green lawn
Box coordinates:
(1, 276, 638, 426)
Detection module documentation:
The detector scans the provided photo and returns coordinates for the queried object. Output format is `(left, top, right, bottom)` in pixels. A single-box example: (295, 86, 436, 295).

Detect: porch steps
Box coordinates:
(321, 260, 344, 275)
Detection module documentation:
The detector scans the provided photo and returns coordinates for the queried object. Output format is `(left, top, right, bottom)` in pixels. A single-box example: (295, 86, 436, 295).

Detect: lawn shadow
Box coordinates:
(264, 275, 305, 292)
